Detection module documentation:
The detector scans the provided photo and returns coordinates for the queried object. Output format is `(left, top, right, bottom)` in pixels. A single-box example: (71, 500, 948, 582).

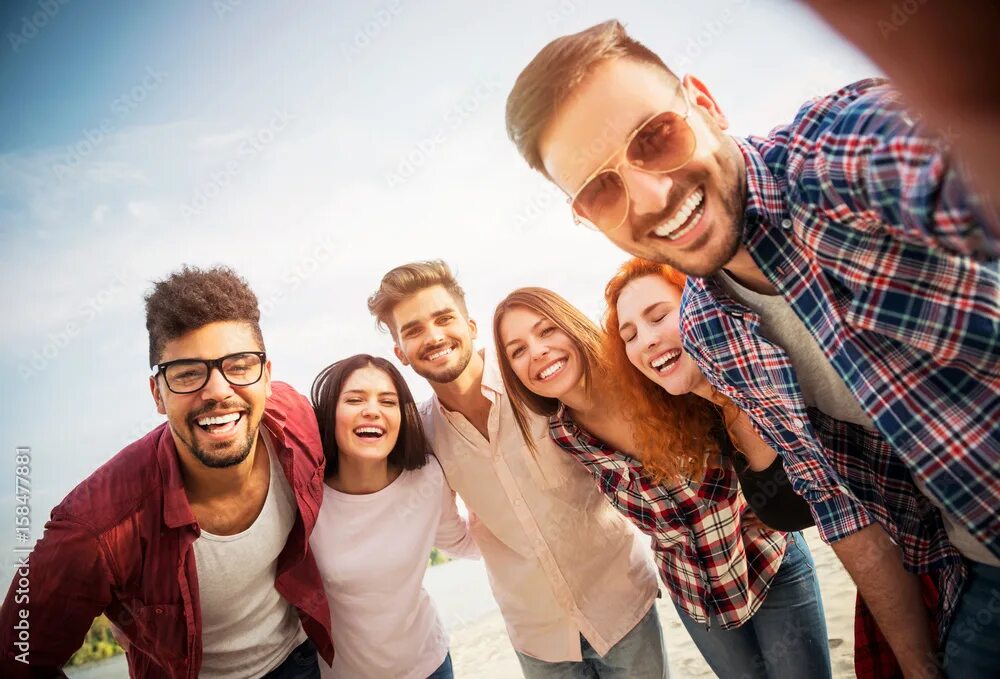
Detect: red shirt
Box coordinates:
(0, 381, 333, 678)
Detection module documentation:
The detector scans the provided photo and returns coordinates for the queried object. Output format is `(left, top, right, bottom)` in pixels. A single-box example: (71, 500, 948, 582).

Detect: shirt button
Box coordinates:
(513, 499, 522, 507)
(780, 218, 792, 230)
(154, 607, 164, 614)
(791, 418, 805, 430)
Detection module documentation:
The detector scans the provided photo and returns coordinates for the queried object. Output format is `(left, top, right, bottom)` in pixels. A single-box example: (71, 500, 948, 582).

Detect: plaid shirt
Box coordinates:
(686, 78, 999, 556)
(549, 405, 786, 629)
(680, 80, 976, 642)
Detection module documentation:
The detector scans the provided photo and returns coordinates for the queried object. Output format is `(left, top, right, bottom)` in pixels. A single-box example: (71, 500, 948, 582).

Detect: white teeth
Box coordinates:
(654, 189, 704, 239)
(427, 347, 453, 361)
(354, 426, 384, 436)
(197, 412, 241, 426)
(538, 360, 565, 380)
(650, 350, 681, 370)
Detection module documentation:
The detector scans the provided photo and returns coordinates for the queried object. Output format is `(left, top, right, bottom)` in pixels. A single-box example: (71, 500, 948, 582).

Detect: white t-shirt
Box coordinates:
(717, 271, 1000, 566)
(193, 429, 307, 678)
(310, 457, 478, 679)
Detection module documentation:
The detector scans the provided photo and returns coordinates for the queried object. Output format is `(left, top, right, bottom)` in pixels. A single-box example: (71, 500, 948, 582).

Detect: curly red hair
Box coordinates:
(603, 258, 725, 482)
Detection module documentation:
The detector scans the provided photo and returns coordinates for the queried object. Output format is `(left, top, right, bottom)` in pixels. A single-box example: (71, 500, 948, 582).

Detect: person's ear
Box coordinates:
(150, 375, 167, 415)
(262, 358, 272, 398)
(393, 343, 410, 366)
(682, 74, 729, 131)
(468, 318, 478, 341)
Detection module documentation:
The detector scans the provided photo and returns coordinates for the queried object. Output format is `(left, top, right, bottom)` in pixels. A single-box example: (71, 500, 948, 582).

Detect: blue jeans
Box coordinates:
(264, 639, 321, 679)
(675, 532, 832, 679)
(426, 651, 454, 679)
(515, 603, 668, 678)
(943, 561, 1000, 678)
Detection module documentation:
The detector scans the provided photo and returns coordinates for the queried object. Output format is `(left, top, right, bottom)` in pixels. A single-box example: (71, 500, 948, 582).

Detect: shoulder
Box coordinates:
(54, 425, 170, 533)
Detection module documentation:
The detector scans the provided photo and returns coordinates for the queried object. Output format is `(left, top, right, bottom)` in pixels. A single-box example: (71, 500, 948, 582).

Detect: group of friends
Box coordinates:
(2, 18, 998, 679)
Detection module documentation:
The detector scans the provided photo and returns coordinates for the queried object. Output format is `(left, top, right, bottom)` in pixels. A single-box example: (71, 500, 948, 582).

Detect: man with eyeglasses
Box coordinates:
(507, 19, 998, 679)
(0, 266, 333, 678)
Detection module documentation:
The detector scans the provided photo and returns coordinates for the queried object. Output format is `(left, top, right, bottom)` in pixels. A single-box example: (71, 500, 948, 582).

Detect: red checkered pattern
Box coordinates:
(550, 405, 786, 629)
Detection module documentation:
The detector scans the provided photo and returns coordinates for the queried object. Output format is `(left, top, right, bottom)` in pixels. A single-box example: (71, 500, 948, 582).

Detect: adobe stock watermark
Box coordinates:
(181, 109, 295, 221)
(384, 76, 503, 189)
(11, 446, 33, 665)
(50, 66, 167, 181)
(19, 272, 128, 382)
(7, 0, 70, 54)
(674, 0, 751, 69)
(340, 0, 404, 63)
(258, 234, 336, 316)
(878, 0, 930, 39)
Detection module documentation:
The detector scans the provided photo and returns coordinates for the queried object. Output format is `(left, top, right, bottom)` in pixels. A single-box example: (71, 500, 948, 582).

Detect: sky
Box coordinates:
(0, 0, 878, 560)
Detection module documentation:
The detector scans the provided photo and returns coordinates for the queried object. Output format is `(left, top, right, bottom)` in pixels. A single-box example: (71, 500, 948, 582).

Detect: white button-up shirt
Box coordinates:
(419, 349, 658, 662)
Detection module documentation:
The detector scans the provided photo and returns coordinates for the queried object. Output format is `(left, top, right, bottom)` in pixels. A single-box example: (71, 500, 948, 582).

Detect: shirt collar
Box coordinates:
(157, 394, 291, 530)
(733, 136, 790, 240)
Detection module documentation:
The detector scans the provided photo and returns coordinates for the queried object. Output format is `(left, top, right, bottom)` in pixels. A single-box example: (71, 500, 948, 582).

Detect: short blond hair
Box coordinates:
(367, 260, 469, 338)
(506, 19, 677, 178)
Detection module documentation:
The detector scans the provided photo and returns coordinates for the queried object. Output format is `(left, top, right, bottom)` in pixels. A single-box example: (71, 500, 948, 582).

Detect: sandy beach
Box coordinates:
(439, 529, 858, 678)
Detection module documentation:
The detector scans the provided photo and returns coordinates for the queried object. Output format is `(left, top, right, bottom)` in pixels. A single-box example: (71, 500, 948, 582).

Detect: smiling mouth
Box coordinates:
(424, 345, 454, 362)
(353, 426, 386, 440)
(649, 349, 681, 375)
(653, 188, 704, 240)
(536, 359, 566, 381)
(195, 411, 245, 435)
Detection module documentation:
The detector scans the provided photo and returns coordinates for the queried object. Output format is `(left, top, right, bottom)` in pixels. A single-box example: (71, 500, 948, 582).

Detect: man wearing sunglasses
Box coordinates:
(507, 19, 999, 679)
(0, 266, 333, 678)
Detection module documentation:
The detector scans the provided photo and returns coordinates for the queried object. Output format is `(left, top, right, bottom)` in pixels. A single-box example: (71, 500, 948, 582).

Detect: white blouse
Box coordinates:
(310, 456, 478, 679)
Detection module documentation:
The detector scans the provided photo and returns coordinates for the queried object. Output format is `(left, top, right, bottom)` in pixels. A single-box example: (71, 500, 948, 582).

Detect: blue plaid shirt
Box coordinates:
(680, 79, 999, 559)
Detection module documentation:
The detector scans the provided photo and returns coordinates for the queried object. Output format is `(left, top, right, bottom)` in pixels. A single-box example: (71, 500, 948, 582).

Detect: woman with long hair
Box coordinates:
(494, 289, 831, 679)
(309, 354, 478, 679)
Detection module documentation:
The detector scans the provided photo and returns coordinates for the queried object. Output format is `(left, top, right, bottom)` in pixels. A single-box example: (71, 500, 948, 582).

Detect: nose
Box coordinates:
(200, 365, 236, 402)
(622, 164, 674, 221)
(361, 401, 379, 418)
(635, 323, 660, 352)
(529, 339, 549, 362)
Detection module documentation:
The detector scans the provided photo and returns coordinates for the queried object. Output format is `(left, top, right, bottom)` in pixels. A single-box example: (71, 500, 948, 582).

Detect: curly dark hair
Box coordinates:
(144, 265, 265, 367)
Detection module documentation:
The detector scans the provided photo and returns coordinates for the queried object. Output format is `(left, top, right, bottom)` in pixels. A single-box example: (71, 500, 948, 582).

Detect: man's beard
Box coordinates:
(177, 399, 258, 468)
(631, 163, 745, 277)
(190, 424, 257, 468)
(413, 343, 474, 384)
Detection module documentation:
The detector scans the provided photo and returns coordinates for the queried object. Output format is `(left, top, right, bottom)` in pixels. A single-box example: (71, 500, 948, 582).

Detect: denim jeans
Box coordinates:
(943, 561, 1000, 678)
(515, 603, 668, 678)
(426, 652, 454, 679)
(264, 639, 321, 679)
(675, 532, 832, 679)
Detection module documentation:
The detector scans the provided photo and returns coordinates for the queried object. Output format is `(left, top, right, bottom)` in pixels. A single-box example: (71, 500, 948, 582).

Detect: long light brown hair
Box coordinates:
(493, 287, 607, 455)
(604, 258, 728, 481)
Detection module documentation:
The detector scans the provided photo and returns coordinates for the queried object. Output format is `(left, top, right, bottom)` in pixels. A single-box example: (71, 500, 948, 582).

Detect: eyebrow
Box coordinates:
(618, 301, 672, 332)
(504, 316, 548, 348)
(398, 308, 455, 335)
(342, 389, 398, 397)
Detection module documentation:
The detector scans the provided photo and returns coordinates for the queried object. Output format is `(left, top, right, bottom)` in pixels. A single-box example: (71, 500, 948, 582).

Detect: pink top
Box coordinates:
(419, 349, 659, 662)
(310, 457, 478, 679)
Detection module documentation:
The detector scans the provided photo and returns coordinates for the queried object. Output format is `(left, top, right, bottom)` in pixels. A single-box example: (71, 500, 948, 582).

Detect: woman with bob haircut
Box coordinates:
(494, 289, 831, 679)
(309, 354, 478, 679)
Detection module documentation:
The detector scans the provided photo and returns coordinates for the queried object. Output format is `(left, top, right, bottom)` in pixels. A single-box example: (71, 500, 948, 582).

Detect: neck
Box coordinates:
(722, 246, 778, 295)
(177, 432, 264, 502)
(432, 350, 489, 416)
(330, 455, 399, 495)
(562, 369, 614, 424)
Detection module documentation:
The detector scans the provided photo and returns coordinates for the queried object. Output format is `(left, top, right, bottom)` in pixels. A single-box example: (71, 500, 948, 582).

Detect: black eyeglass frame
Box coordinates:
(154, 351, 267, 394)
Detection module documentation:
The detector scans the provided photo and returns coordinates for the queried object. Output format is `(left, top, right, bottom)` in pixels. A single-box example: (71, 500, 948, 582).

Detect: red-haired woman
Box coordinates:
(494, 287, 832, 679)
